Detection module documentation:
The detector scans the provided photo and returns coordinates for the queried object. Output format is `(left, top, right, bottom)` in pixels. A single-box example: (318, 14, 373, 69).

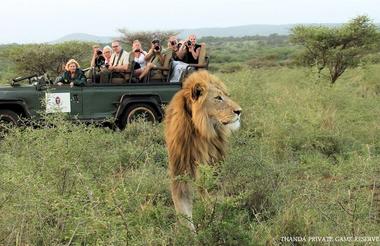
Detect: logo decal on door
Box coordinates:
(46, 93, 71, 113)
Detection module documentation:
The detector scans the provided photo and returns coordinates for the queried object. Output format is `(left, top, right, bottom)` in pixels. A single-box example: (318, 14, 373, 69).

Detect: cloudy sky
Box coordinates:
(0, 0, 379, 44)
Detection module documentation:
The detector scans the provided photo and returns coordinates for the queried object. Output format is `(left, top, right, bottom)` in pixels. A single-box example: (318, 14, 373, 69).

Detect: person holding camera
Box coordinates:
(138, 39, 164, 80)
(55, 59, 86, 87)
(88, 45, 113, 83)
(131, 40, 147, 77)
(181, 34, 201, 64)
(90, 45, 112, 67)
(90, 44, 103, 68)
(166, 36, 186, 61)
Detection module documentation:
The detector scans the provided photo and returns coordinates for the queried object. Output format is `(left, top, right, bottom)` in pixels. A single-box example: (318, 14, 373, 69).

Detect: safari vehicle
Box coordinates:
(0, 45, 208, 129)
(0, 73, 179, 129)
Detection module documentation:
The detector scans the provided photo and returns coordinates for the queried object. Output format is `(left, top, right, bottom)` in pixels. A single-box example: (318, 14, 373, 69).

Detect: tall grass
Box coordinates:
(1, 65, 379, 245)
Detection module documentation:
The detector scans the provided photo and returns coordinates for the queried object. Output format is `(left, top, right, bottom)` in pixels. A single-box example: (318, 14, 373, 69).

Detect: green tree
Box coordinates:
(7, 41, 93, 76)
(118, 29, 178, 51)
(290, 16, 379, 83)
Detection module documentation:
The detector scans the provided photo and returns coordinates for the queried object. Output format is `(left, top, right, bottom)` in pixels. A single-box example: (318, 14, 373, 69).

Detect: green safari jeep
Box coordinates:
(0, 73, 182, 130)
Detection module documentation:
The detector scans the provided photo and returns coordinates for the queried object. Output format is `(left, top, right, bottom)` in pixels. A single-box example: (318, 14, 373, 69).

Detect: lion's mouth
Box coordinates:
(221, 117, 241, 131)
(222, 118, 239, 125)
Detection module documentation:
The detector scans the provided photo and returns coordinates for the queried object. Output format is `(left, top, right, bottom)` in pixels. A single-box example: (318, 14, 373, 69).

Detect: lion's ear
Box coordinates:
(191, 83, 204, 102)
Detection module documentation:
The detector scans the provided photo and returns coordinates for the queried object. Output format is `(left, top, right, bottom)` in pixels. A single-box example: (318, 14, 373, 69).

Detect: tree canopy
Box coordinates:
(7, 42, 92, 76)
(290, 16, 380, 83)
(117, 29, 178, 51)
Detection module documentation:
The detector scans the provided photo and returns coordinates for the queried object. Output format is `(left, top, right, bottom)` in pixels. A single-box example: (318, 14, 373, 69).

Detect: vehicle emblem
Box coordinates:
(55, 96, 61, 105)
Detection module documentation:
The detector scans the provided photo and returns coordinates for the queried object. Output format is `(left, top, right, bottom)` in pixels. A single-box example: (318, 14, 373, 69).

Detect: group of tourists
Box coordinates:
(55, 34, 203, 86)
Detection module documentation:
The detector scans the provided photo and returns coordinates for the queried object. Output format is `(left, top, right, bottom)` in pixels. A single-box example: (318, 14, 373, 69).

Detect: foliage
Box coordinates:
(6, 42, 93, 77)
(117, 29, 178, 51)
(290, 16, 380, 83)
(1, 65, 380, 244)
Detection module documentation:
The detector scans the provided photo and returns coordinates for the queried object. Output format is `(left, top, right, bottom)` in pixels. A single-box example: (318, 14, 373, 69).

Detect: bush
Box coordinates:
(1, 66, 380, 244)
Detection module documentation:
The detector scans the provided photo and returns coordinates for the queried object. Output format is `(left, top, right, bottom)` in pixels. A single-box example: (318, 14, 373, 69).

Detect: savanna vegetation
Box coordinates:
(1, 65, 380, 245)
(0, 16, 380, 245)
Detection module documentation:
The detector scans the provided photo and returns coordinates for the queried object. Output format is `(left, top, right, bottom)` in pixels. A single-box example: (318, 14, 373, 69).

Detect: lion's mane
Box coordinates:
(164, 71, 241, 230)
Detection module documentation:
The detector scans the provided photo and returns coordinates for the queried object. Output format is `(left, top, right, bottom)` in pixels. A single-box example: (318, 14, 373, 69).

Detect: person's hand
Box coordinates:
(70, 82, 74, 88)
(57, 82, 63, 86)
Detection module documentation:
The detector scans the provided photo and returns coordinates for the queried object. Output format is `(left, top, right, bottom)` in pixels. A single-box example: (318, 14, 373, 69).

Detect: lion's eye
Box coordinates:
(214, 96, 223, 101)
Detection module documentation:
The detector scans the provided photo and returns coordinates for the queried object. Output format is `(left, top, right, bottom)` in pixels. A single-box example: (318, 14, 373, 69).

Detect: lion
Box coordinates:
(164, 70, 242, 230)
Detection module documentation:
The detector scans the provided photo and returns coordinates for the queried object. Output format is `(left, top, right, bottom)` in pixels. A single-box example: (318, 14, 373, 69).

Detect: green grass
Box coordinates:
(1, 65, 380, 245)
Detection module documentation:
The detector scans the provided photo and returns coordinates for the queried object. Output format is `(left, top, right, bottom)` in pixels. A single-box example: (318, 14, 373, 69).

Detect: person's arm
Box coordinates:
(54, 75, 64, 84)
(90, 54, 96, 67)
(144, 47, 155, 62)
(189, 45, 200, 60)
(177, 45, 187, 60)
(54, 71, 67, 85)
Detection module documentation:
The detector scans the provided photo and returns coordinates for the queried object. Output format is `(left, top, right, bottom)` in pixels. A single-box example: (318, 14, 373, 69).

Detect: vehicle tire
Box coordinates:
(121, 104, 159, 128)
(0, 110, 19, 137)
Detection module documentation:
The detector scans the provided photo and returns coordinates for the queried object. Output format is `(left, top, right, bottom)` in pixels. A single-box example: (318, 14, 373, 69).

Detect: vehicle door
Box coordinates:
(45, 86, 83, 118)
(81, 84, 125, 120)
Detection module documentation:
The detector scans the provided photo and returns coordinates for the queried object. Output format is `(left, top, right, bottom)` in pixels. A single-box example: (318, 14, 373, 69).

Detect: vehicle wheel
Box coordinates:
(0, 110, 19, 137)
(121, 104, 159, 128)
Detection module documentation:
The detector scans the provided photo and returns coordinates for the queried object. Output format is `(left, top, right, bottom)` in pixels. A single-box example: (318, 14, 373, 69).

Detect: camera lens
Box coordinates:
(170, 41, 176, 46)
(187, 40, 192, 46)
(135, 49, 140, 52)
(154, 46, 160, 51)
(96, 50, 103, 55)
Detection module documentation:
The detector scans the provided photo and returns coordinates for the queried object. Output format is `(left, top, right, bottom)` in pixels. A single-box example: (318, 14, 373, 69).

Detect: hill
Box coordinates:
(50, 33, 113, 44)
(49, 24, 341, 43)
(178, 24, 294, 38)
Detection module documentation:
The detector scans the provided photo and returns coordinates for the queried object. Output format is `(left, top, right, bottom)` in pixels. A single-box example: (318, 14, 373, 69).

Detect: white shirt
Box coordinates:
(134, 51, 147, 69)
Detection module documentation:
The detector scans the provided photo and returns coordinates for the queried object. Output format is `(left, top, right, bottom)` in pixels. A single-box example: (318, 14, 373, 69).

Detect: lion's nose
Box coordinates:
(234, 109, 242, 116)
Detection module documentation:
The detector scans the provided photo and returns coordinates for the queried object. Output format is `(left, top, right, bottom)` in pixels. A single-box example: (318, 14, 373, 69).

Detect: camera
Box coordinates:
(187, 40, 192, 46)
(170, 41, 176, 46)
(95, 55, 105, 68)
(151, 39, 161, 51)
(134, 49, 141, 53)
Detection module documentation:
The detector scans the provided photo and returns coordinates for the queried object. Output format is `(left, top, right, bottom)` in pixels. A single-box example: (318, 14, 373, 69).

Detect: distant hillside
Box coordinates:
(51, 25, 294, 43)
(178, 24, 294, 38)
(50, 23, 380, 43)
(50, 33, 113, 44)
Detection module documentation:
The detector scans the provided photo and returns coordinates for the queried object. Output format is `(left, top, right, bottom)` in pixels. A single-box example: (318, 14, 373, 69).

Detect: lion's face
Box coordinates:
(202, 83, 242, 131)
(183, 71, 242, 138)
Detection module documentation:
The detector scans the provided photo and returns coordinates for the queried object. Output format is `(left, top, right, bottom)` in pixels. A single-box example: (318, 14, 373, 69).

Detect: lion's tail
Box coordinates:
(171, 179, 195, 231)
